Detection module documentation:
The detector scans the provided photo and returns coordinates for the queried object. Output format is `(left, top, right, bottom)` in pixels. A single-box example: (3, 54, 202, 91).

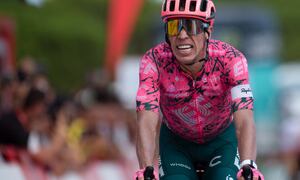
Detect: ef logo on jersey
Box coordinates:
(233, 57, 248, 77)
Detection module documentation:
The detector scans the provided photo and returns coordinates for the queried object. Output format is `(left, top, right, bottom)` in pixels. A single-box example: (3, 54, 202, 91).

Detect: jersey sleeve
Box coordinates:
(136, 50, 160, 113)
(224, 48, 254, 112)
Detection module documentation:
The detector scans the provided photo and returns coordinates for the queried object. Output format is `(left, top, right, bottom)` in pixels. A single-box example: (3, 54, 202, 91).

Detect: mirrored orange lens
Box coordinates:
(166, 19, 205, 37)
(167, 19, 179, 36)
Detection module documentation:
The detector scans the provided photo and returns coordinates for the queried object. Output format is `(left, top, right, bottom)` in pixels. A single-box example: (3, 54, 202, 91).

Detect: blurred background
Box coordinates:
(0, 0, 299, 179)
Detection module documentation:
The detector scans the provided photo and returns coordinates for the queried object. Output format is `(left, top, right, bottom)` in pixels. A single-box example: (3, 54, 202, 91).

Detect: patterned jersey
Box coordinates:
(136, 39, 254, 144)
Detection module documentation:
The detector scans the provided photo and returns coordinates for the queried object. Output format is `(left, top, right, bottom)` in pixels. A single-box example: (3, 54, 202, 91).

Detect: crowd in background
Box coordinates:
(0, 57, 139, 180)
(1, 57, 300, 180)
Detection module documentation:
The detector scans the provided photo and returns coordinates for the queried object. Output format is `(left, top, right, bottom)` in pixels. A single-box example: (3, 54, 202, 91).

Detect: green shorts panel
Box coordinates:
(159, 123, 239, 180)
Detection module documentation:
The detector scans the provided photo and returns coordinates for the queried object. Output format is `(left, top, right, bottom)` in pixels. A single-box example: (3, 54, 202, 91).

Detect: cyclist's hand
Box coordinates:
(134, 166, 158, 180)
(237, 165, 264, 180)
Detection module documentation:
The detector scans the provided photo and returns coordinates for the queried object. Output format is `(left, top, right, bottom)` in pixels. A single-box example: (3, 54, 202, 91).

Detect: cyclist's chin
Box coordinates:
(175, 54, 197, 65)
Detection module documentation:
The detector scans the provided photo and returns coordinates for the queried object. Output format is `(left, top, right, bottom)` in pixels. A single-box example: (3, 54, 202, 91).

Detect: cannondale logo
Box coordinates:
(226, 174, 234, 180)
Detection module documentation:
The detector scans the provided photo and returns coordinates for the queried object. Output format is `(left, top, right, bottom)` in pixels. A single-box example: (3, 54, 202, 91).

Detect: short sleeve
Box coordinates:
(136, 50, 160, 113)
(224, 48, 254, 112)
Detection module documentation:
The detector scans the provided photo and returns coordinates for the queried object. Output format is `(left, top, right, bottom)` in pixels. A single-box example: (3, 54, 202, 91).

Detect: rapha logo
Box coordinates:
(241, 88, 251, 94)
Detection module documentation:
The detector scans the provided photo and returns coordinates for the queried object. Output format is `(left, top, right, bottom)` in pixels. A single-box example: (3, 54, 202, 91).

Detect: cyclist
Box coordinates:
(135, 0, 264, 179)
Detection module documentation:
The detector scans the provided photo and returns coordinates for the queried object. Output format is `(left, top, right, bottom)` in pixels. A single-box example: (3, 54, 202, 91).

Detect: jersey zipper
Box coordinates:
(193, 79, 202, 139)
(185, 73, 202, 139)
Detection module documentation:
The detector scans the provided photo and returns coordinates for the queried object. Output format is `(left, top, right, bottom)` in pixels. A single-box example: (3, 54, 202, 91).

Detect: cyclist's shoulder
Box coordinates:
(143, 42, 173, 62)
(208, 39, 237, 52)
(208, 39, 245, 60)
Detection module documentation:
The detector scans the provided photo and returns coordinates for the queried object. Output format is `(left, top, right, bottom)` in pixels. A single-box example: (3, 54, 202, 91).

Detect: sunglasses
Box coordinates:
(166, 18, 208, 37)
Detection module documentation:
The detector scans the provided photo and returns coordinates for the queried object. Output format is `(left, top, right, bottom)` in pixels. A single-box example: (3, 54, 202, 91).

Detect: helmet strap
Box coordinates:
(195, 36, 209, 63)
(201, 23, 212, 61)
(165, 33, 170, 45)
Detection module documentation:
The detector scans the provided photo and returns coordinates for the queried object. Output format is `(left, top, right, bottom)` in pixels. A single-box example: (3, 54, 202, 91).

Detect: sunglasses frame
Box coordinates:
(165, 18, 209, 37)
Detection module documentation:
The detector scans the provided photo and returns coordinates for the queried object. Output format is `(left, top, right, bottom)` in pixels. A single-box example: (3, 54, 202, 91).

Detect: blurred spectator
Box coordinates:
(0, 75, 17, 115)
(18, 56, 38, 80)
(75, 68, 118, 109)
(31, 72, 56, 105)
(0, 88, 47, 149)
(73, 71, 139, 177)
(14, 57, 39, 110)
(85, 68, 111, 90)
(0, 59, 139, 179)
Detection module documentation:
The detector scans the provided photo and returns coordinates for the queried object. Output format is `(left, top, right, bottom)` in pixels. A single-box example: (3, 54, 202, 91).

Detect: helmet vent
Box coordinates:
(209, 7, 215, 18)
(170, 0, 176, 11)
(189, 1, 196, 11)
(200, 0, 207, 12)
(179, 0, 186, 11)
(163, 0, 167, 11)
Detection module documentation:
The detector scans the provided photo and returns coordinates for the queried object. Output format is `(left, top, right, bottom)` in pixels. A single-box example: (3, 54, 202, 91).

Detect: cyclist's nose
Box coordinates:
(178, 28, 189, 39)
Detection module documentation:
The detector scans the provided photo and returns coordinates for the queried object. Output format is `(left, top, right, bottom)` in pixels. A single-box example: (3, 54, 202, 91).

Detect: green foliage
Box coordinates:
(128, 1, 161, 54)
(0, 0, 108, 92)
(0, 0, 299, 91)
(264, 1, 300, 61)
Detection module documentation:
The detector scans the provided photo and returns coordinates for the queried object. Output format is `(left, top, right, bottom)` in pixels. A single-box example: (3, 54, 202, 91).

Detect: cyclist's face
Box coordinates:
(168, 28, 209, 65)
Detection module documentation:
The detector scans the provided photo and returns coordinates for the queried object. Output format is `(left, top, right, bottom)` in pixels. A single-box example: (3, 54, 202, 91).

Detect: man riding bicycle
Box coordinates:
(135, 0, 264, 179)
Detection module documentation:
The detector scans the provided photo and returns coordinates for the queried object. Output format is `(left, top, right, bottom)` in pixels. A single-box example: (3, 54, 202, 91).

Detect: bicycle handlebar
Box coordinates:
(242, 165, 253, 180)
(144, 166, 155, 180)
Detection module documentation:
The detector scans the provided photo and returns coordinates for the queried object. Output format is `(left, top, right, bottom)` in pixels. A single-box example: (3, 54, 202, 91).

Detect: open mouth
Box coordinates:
(176, 44, 193, 50)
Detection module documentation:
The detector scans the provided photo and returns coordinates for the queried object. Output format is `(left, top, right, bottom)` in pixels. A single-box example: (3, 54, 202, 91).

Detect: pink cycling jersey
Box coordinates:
(136, 39, 254, 143)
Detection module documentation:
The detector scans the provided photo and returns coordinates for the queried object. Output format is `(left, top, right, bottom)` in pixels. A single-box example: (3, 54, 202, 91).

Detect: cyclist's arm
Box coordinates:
(136, 110, 160, 168)
(224, 46, 257, 161)
(136, 49, 160, 168)
(234, 109, 257, 161)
